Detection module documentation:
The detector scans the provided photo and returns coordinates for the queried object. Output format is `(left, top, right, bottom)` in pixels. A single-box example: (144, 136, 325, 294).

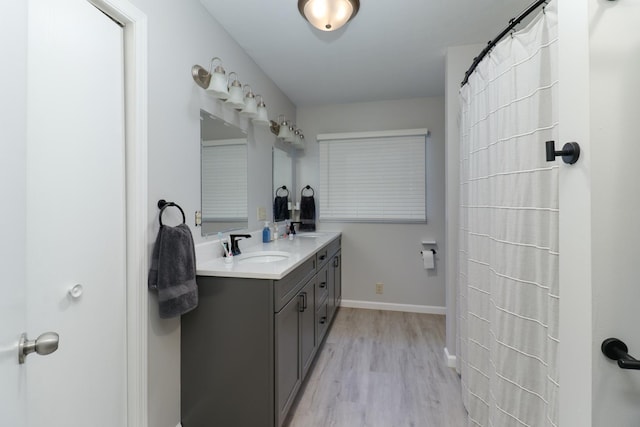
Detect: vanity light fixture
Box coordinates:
(276, 115, 293, 140)
(298, 0, 360, 32)
(269, 120, 280, 135)
(293, 130, 305, 150)
(252, 95, 270, 126)
(205, 57, 229, 99)
(239, 85, 258, 118)
(191, 57, 229, 100)
(225, 72, 245, 110)
(284, 123, 297, 143)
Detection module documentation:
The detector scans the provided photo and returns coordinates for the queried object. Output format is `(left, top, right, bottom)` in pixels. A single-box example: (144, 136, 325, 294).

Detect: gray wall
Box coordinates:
(126, 0, 294, 425)
(296, 98, 446, 309)
(444, 44, 483, 358)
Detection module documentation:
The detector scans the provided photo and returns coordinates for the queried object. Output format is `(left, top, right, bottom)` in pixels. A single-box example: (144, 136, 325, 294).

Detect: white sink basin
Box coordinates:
(236, 251, 291, 264)
(295, 233, 323, 238)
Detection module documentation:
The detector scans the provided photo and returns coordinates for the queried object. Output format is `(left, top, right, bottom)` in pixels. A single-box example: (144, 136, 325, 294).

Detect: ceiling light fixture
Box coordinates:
(298, 0, 360, 32)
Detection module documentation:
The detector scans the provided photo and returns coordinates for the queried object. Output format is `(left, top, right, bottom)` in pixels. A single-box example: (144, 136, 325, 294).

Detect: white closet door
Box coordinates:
(24, 0, 127, 425)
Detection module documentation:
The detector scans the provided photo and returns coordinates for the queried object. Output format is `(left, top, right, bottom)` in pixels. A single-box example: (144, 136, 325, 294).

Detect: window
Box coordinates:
(318, 129, 427, 222)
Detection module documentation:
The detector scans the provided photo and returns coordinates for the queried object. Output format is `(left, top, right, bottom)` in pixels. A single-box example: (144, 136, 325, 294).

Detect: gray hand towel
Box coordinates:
(299, 195, 316, 231)
(273, 195, 290, 222)
(148, 223, 198, 318)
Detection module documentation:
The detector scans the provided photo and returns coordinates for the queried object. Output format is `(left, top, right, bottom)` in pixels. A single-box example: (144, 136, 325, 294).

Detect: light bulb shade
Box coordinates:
(240, 96, 257, 117)
(298, 0, 360, 31)
(278, 120, 292, 139)
(207, 68, 229, 99)
(284, 126, 296, 142)
(253, 104, 270, 126)
(294, 134, 305, 150)
(225, 84, 245, 109)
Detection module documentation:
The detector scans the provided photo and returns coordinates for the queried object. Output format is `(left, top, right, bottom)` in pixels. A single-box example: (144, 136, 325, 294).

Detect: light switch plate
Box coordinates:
(257, 207, 267, 221)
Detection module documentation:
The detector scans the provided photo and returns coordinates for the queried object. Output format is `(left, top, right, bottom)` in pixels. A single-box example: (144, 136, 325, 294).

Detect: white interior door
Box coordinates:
(0, 2, 28, 425)
(23, 0, 127, 425)
(559, 0, 640, 424)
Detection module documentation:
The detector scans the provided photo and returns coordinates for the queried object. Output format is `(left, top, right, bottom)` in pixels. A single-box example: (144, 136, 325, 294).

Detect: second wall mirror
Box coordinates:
(272, 146, 293, 222)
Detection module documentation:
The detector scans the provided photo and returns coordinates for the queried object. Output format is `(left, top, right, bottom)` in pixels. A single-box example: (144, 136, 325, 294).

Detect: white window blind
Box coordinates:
(318, 130, 427, 222)
(201, 140, 247, 221)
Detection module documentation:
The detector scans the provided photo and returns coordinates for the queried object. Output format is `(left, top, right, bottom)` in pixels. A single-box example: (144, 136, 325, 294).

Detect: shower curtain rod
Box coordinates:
(461, 0, 548, 87)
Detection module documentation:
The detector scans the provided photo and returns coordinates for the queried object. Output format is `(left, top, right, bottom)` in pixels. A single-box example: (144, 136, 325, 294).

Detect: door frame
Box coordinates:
(557, 1, 592, 425)
(86, 1, 149, 426)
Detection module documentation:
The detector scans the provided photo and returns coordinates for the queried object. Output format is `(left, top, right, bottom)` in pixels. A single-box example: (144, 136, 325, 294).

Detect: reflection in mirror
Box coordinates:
(272, 146, 293, 222)
(200, 110, 248, 236)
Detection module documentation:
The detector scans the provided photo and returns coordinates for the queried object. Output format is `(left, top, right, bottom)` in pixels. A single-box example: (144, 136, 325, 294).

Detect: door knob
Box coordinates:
(18, 331, 59, 364)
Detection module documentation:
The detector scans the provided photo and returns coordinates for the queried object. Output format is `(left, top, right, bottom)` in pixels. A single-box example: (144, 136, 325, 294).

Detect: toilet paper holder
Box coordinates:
(420, 249, 436, 255)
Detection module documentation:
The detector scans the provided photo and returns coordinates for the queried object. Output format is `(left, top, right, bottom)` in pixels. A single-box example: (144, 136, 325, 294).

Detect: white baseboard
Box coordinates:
(340, 299, 446, 315)
(444, 347, 457, 368)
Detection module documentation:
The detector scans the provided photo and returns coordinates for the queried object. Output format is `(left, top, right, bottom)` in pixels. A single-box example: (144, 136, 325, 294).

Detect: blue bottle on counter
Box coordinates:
(262, 222, 271, 243)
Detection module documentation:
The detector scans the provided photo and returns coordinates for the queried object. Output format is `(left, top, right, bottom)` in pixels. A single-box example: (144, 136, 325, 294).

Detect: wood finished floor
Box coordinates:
(285, 308, 468, 427)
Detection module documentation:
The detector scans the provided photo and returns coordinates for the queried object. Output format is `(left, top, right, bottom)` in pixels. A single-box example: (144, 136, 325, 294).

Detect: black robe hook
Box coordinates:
(545, 140, 580, 165)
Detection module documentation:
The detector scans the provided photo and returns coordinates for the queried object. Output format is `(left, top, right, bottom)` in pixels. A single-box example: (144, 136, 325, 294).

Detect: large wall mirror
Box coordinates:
(272, 146, 293, 222)
(200, 110, 248, 236)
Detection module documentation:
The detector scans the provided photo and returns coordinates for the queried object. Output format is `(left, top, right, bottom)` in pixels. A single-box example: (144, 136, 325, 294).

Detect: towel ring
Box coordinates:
(157, 199, 186, 227)
(301, 185, 315, 197)
(276, 186, 289, 197)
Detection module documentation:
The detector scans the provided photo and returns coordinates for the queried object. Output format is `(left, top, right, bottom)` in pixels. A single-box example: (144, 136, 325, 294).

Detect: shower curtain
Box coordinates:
(457, 2, 559, 426)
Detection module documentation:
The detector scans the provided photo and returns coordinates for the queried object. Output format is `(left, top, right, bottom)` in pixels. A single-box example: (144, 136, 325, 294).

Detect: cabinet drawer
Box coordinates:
(316, 247, 329, 268)
(274, 257, 316, 312)
(316, 300, 329, 344)
(326, 237, 341, 258)
(317, 237, 340, 269)
(315, 265, 328, 305)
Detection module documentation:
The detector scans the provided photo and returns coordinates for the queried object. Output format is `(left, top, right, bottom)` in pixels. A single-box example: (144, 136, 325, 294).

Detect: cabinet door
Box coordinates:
(275, 294, 301, 427)
(300, 278, 316, 379)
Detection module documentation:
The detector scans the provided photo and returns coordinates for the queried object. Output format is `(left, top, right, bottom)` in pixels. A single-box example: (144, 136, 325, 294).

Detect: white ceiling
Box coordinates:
(200, 0, 533, 106)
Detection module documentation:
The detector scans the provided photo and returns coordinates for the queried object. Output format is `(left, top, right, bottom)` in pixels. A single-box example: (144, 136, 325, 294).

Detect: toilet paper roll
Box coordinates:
(422, 250, 435, 269)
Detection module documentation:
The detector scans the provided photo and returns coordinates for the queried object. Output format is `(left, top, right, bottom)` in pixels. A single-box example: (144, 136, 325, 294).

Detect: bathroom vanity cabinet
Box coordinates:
(181, 236, 341, 427)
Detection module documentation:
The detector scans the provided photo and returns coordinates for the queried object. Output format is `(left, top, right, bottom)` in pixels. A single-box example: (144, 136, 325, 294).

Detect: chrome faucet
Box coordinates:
(229, 234, 252, 256)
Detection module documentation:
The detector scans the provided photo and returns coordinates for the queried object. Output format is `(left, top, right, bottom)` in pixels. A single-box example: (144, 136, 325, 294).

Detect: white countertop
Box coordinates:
(196, 231, 341, 280)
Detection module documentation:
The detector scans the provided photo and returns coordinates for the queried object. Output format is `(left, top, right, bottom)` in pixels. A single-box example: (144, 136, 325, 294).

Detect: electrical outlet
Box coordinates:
(257, 207, 267, 221)
(375, 283, 384, 294)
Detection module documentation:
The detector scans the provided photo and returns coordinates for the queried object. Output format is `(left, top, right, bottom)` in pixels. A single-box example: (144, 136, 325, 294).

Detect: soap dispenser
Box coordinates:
(262, 222, 271, 243)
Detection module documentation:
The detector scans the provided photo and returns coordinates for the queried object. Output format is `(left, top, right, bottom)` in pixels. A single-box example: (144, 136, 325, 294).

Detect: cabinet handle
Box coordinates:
(319, 316, 327, 325)
(333, 256, 340, 268)
(303, 292, 308, 310)
(298, 294, 305, 312)
(319, 254, 326, 261)
(319, 282, 326, 289)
